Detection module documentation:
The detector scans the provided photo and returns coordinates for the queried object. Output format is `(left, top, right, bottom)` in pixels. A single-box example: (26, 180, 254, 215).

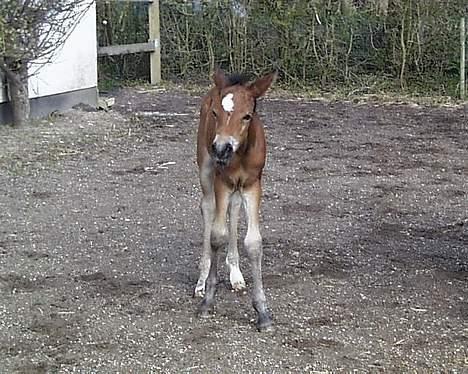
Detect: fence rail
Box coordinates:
(98, 41, 155, 57)
(96, 0, 160, 84)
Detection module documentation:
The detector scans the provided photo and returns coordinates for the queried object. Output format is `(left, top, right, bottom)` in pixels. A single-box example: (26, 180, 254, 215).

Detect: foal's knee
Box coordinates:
(200, 197, 214, 218)
(244, 235, 262, 264)
(211, 227, 228, 250)
(244, 232, 262, 255)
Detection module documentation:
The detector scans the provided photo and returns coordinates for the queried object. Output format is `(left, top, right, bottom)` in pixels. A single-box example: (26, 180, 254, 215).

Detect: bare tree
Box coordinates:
(0, 0, 93, 127)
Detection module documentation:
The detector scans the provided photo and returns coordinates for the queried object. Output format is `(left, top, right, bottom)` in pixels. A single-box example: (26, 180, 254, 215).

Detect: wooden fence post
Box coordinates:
(97, 0, 161, 84)
(149, 0, 161, 85)
(461, 16, 466, 100)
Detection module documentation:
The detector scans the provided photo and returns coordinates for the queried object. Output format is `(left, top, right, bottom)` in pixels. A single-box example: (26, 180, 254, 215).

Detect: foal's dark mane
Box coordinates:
(227, 73, 251, 87)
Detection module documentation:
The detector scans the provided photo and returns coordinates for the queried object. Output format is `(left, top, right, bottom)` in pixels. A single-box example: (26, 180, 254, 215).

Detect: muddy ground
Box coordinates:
(0, 86, 467, 373)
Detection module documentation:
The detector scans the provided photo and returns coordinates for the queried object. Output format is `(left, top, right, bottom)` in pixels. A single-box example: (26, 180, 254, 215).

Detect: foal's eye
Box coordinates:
(243, 114, 252, 122)
(211, 110, 217, 118)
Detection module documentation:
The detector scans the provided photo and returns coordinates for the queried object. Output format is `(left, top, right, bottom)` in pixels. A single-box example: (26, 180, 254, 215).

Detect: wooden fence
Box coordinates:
(97, 0, 161, 84)
(95, 3, 466, 98)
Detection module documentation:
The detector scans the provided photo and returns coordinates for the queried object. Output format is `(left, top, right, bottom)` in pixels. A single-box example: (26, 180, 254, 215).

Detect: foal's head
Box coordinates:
(210, 69, 276, 167)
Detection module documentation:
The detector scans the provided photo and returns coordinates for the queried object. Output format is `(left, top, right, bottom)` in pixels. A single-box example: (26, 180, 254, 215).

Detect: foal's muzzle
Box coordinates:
(211, 141, 233, 166)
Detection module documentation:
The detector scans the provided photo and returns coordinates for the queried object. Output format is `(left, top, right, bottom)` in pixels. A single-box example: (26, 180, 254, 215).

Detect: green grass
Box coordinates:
(98, 74, 465, 106)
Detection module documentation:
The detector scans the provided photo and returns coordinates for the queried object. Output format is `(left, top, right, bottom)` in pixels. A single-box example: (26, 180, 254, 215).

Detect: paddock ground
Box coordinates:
(0, 86, 467, 373)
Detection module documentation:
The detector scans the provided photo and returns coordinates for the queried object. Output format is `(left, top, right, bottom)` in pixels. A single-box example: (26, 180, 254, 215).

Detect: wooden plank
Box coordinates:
(97, 42, 155, 57)
(0, 71, 7, 103)
(148, 0, 161, 84)
(99, 0, 153, 3)
(461, 17, 466, 100)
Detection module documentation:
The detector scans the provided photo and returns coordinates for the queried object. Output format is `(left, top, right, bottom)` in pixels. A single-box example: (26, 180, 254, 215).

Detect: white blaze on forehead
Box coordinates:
(221, 93, 235, 112)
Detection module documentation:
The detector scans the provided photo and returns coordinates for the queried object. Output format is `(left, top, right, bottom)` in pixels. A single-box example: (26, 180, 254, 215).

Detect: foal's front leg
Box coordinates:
(194, 192, 214, 297)
(227, 192, 246, 291)
(194, 163, 215, 297)
(242, 181, 272, 331)
(199, 181, 231, 317)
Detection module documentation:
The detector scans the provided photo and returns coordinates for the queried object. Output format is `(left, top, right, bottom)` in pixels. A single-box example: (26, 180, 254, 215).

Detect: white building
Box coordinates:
(0, 4, 98, 124)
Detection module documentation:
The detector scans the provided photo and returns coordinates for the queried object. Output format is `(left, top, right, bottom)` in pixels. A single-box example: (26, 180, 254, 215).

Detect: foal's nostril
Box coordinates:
(225, 143, 233, 153)
(212, 141, 233, 162)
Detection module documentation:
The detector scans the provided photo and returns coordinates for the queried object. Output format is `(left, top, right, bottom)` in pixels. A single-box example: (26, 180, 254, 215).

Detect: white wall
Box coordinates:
(0, 3, 97, 103)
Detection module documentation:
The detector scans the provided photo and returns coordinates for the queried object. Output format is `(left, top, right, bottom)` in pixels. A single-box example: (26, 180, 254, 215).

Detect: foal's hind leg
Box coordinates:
(242, 182, 272, 331)
(227, 192, 246, 292)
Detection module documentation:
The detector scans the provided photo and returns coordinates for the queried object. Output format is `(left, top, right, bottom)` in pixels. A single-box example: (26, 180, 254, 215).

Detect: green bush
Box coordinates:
(97, 0, 466, 96)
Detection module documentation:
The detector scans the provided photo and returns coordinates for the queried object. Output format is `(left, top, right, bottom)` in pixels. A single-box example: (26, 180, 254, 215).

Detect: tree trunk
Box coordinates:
(192, 0, 202, 13)
(3, 60, 30, 127)
(341, 0, 355, 16)
(376, 0, 389, 16)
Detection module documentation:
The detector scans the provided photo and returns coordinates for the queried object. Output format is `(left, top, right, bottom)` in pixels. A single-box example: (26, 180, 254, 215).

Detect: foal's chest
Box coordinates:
(215, 163, 260, 191)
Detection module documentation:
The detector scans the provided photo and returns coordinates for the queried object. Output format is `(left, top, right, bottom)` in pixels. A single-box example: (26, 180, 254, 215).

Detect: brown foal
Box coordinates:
(195, 69, 276, 331)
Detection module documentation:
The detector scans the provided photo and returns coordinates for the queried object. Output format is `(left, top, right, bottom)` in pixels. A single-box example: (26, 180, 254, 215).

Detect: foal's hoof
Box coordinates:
(193, 285, 205, 298)
(198, 309, 212, 319)
(198, 301, 214, 319)
(256, 314, 273, 332)
(231, 280, 246, 292)
(229, 269, 246, 292)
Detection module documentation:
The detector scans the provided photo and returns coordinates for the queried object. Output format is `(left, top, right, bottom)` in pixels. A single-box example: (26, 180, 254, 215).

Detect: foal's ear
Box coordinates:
(248, 71, 277, 98)
(213, 68, 229, 90)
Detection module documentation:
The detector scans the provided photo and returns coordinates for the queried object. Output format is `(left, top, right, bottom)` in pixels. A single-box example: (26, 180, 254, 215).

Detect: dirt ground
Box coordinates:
(0, 86, 467, 373)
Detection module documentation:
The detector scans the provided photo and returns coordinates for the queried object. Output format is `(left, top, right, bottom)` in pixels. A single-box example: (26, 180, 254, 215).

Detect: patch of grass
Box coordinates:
(103, 76, 465, 107)
(98, 76, 124, 92)
(271, 75, 464, 107)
